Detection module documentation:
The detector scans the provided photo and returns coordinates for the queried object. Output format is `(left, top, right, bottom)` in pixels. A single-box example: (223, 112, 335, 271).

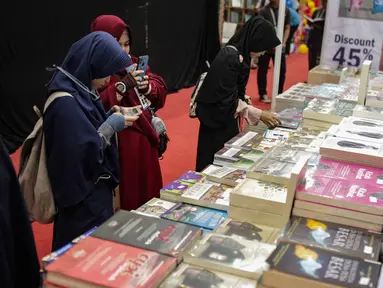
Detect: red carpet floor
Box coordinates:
(10, 53, 308, 264)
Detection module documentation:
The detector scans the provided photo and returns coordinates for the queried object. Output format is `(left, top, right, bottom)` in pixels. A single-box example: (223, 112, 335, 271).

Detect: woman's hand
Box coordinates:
(129, 64, 145, 84)
(138, 75, 150, 93)
(111, 105, 142, 117)
(112, 111, 139, 128)
(260, 111, 281, 128)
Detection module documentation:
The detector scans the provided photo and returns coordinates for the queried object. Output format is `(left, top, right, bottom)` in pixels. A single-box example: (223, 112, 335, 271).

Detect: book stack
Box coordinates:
(303, 98, 356, 130)
(160, 171, 205, 201)
(319, 117, 383, 168)
(366, 90, 383, 108)
(213, 146, 258, 171)
(275, 93, 305, 112)
(260, 242, 381, 288)
(202, 165, 247, 187)
(276, 108, 303, 130)
(44, 211, 202, 287)
(229, 150, 309, 229)
(183, 233, 276, 281)
(293, 157, 383, 231)
(304, 83, 346, 103)
(353, 104, 383, 121)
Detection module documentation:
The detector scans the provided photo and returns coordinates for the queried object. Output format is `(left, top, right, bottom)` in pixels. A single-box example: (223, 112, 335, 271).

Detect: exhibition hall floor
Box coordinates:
(11, 53, 309, 264)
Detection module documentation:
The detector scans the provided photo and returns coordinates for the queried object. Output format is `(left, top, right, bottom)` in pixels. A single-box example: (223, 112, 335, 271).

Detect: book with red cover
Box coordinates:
(45, 236, 176, 288)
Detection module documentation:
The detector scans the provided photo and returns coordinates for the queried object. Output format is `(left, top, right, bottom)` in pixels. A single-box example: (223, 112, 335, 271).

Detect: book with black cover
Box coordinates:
(280, 216, 382, 261)
(266, 242, 381, 288)
(91, 210, 202, 262)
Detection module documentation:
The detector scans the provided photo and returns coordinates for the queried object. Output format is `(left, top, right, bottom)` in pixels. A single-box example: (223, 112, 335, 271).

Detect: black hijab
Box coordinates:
(226, 16, 281, 67)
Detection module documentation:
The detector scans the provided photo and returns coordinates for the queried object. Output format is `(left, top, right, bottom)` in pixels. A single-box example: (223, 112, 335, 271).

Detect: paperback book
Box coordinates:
(263, 242, 381, 288)
(214, 218, 277, 244)
(202, 165, 246, 186)
(177, 170, 205, 185)
(160, 180, 194, 200)
(224, 131, 262, 151)
(184, 233, 276, 280)
(161, 203, 227, 230)
(45, 236, 177, 288)
(266, 146, 312, 164)
(308, 158, 383, 187)
(247, 158, 295, 185)
(134, 198, 179, 218)
(280, 216, 382, 260)
(91, 210, 202, 262)
(353, 104, 383, 121)
(295, 176, 383, 215)
(160, 263, 256, 288)
(341, 116, 383, 133)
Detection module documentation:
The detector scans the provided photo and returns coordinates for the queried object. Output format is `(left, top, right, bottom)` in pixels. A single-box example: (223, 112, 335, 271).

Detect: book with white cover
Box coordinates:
(340, 116, 383, 133)
(328, 125, 383, 145)
(230, 178, 287, 215)
(202, 165, 246, 186)
(224, 131, 261, 151)
(353, 105, 383, 121)
(320, 136, 383, 168)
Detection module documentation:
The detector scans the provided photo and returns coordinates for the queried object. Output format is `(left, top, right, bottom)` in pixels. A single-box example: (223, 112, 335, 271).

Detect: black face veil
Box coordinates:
(226, 16, 281, 66)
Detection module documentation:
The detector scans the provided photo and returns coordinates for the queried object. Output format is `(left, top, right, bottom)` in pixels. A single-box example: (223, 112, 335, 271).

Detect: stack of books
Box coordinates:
(293, 157, 383, 231)
(44, 211, 202, 287)
(303, 98, 356, 130)
(276, 108, 303, 130)
(353, 104, 383, 121)
(365, 90, 383, 108)
(259, 216, 383, 288)
(275, 93, 305, 112)
(229, 147, 309, 229)
(320, 117, 383, 168)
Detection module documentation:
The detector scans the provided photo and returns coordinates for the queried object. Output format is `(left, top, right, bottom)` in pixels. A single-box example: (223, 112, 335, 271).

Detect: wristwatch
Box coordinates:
(115, 82, 126, 93)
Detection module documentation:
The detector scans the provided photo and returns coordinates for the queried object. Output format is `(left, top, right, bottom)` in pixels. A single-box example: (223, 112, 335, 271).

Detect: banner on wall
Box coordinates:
(321, 0, 383, 72)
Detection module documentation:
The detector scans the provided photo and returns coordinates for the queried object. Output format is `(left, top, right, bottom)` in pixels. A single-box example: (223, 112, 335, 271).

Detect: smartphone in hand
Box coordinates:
(124, 107, 142, 117)
(137, 55, 149, 78)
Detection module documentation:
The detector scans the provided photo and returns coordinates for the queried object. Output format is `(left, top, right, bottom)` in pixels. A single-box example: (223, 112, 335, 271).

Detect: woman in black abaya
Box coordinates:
(195, 16, 282, 172)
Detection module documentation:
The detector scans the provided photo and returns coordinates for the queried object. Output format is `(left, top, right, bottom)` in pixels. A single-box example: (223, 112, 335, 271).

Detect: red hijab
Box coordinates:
(91, 15, 133, 45)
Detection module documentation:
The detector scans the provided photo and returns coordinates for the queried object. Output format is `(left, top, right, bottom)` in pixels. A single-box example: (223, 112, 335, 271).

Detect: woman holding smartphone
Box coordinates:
(91, 15, 168, 211)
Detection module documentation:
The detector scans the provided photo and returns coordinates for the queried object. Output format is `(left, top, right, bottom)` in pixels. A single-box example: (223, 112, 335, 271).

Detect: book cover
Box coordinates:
(266, 242, 381, 287)
(185, 233, 275, 279)
(296, 176, 383, 213)
(160, 180, 194, 196)
(280, 216, 382, 260)
(309, 158, 383, 187)
(202, 165, 246, 185)
(177, 171, 205, 185)
(264, 129, 291, 141)
(182, 181, 232, 207)
(91, 210, 202, 260)
(343, 116, 383, 133)
(333, 126, 383, 145)
(320, 136, 383, 158)
(160, 263, 256, 288)
(251, 158, 295, 179)
(45, 237, 176, 288)
(267, 146, 312, 164)
(214, 218, 276, 243)
(225, 131, 261, 151)
(215, 147, 244, 160)
(161, 203, 227, 230)
(136, 198, 179, 218)
(232, 178, 287, 204)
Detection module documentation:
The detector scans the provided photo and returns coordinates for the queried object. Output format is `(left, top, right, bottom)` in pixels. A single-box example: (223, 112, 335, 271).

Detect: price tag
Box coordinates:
(359, 277, 370, 286)
(363, 246, 373, 254)
(369, 196, 378, 203)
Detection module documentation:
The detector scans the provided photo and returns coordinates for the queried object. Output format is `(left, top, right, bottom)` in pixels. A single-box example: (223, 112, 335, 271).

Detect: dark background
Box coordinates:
(0, 0, 220, 153)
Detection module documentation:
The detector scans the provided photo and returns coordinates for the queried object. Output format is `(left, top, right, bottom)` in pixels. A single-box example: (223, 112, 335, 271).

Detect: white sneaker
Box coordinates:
(260, 95, 271, 103)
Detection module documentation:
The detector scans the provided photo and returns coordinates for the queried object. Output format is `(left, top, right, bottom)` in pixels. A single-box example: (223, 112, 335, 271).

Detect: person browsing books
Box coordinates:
(44, 32, 140, 251)
(195, 16, 281, 172)
(91, 15, 168, 211)
(257, 0, 291, 103)
(307, 0, 327, 70)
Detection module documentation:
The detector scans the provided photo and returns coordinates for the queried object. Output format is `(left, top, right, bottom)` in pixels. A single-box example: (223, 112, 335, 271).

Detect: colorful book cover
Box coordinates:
(225, 131, 261, 150)
(161, 203, 227, 230)
(309, 158, 383, 187)
(91, 211, 202, 260)
(267, 242, 381, 287)
(136, 198, 179, 218)
(160, 180, 194, 196)
(296, 176, 383, 211)
(280, 216, 382, 260)
(160, 263, 256, 288)
(45, 237, 176, 288)
(177, 171, 205, 185)
(202, 165, 246, 185)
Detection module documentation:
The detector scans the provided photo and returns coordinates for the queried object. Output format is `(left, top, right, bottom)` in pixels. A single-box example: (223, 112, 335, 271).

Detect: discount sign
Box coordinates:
(321, 0, 383, 72)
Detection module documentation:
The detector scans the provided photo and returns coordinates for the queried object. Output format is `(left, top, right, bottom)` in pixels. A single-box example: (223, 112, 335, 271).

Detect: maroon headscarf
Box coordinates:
(91, 15, 133, 46)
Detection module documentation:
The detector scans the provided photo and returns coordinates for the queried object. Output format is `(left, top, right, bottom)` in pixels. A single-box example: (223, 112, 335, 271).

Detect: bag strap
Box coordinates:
(44, 92, 73, 114)
(226, 45, 238, 52)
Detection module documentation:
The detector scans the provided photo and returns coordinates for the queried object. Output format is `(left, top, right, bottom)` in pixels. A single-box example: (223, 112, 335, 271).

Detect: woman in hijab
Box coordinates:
(195, 16, 282, 172)
(90, 15, 168, 211)
(44, 31, 140, 251)
(0, 136, 41, 287)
